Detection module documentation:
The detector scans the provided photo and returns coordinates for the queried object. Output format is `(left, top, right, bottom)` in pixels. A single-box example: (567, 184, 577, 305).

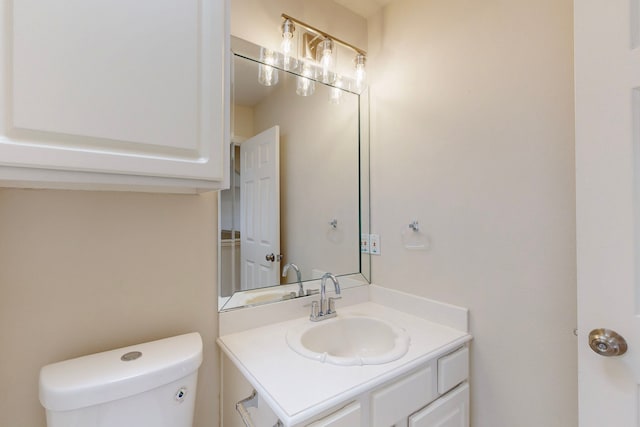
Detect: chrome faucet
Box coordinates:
(282, 263, 304, 297)
(310, 273, 341, 322)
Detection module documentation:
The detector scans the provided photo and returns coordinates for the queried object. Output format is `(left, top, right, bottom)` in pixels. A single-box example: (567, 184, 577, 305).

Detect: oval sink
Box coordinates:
(286, 315, 410, 366)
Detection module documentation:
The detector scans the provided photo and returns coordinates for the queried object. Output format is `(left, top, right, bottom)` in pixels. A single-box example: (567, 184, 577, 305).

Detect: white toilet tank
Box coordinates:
(39, 332, 203, 427)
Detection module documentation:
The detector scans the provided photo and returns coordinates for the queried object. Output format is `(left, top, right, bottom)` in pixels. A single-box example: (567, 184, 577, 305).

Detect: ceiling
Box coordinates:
(332, 0, 396, 18)
(233, 56, 275, 107)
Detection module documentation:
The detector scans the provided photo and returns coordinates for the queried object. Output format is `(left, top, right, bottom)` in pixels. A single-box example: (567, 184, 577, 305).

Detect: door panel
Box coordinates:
(575, 1, 640, 424)
(240, 126, 280, 290)
(0, 0, 225, 181)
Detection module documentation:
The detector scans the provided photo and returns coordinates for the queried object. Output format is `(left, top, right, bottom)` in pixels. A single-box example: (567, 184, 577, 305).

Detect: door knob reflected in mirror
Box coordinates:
(265, 253, 284, 262)
(588, 328, 628, 357)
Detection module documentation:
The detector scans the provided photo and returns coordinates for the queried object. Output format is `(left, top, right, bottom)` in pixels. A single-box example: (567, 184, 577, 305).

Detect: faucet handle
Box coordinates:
(310, 301, 319, 320)
(327, 297, 341, 314)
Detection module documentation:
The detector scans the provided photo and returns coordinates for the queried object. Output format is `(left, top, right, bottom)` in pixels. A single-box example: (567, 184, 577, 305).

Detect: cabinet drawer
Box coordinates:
(408, 382, 469, 427)
(437, 347, 469, 394)
(371, 363, 437, 427)
(306, 401, 361, 427)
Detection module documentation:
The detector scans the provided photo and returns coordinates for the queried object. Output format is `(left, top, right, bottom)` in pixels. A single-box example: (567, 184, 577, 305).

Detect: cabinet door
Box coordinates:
(0, 0, 227, 184)
(371, 364, 437, 427)
(306, 402, 361, 427)
(408, 383, 469, 427)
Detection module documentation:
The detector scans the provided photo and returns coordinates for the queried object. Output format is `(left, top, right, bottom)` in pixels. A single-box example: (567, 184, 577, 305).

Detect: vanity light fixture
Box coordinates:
(280, 13, 367, 93)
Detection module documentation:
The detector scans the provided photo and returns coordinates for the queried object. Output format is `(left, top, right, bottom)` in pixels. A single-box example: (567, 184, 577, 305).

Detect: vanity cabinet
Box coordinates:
(0, 0, 229, 192)
(223, 346, 469, 427)
(218, 294, 471, 427)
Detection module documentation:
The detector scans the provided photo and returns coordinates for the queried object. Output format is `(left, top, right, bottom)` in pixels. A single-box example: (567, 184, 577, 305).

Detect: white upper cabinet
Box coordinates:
(0, 0, 229, 192)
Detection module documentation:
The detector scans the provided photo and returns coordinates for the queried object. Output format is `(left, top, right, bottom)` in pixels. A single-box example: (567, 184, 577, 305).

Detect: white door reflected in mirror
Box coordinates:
(240, 126, 280, 291)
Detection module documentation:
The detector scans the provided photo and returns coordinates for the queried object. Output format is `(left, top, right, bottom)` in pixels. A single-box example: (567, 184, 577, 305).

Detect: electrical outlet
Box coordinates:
(370, 234, 381, 255)
(361, 234, 370, 253)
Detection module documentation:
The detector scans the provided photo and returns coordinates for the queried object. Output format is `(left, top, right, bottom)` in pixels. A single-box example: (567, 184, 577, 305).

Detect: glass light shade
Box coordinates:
(317, 38, 336, 84)
(330, 77, 343, 104)
(281, 19, 296, 71)
(354, 54, 366, 91)
(258, 48, 278, 87)
(296, 62, 316, 96)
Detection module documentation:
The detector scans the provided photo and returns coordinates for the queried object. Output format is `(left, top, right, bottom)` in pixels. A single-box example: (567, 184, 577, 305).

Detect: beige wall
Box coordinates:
(368, 0, 577, 426)
(233, 104, 255, 140)
(0, 189, 219, 427)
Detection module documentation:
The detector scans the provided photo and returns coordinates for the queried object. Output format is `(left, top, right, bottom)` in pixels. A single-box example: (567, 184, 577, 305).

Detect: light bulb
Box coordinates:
(317, 38, 335, 84)
(296, 62, 316, 96)
(354, 54, 366, 91)
(281, 19, 295, 71)
(258, 48, 278, 86)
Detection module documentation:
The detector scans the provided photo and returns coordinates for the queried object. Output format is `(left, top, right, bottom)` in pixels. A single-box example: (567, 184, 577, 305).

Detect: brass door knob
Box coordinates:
(588, 328, 628, 357)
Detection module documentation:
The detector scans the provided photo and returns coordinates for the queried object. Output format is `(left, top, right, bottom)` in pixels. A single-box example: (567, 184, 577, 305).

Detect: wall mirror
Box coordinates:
(218, 37, 370, 311)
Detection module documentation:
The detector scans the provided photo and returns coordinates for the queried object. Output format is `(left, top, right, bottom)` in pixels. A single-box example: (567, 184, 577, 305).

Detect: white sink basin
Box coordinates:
(286, 315, 411, 366)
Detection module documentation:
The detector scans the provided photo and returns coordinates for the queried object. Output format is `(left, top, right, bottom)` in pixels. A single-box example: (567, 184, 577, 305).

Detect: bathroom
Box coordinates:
(1, 0, 616, 425)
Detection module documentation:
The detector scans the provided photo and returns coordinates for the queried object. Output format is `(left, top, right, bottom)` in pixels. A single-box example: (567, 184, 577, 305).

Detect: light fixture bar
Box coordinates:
(281, 13, 367, 56)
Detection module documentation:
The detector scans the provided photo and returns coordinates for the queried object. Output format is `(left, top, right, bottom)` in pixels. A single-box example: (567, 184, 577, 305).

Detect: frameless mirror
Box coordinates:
(218, 37, 370, 311)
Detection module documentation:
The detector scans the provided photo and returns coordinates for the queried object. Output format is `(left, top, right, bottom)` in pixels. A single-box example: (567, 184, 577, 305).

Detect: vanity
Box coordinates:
(218, 34, 471, 427)
(218, 285, 471, 427)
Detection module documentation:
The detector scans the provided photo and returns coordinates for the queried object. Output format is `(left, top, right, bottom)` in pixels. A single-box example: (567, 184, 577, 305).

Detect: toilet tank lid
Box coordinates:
(39, 332, 203, 412)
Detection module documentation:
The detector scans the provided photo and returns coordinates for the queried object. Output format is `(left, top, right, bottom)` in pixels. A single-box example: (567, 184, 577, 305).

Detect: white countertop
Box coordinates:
(218, 289, 471, 426)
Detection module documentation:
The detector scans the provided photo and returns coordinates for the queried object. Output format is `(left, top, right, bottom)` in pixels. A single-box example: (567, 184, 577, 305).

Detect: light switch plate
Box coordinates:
(370, 234, 381, 255)
(361, 234, 370, 253)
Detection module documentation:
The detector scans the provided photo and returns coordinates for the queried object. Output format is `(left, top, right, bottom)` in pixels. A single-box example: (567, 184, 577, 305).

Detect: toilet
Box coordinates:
(39, 332, 203, 427)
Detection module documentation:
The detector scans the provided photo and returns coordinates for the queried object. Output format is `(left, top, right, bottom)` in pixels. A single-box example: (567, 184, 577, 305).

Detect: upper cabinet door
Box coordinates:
(0, 0, 229, 191)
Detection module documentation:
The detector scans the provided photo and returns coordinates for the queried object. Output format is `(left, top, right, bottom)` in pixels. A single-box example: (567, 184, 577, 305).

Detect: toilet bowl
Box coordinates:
(39, 332, 203, 427)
